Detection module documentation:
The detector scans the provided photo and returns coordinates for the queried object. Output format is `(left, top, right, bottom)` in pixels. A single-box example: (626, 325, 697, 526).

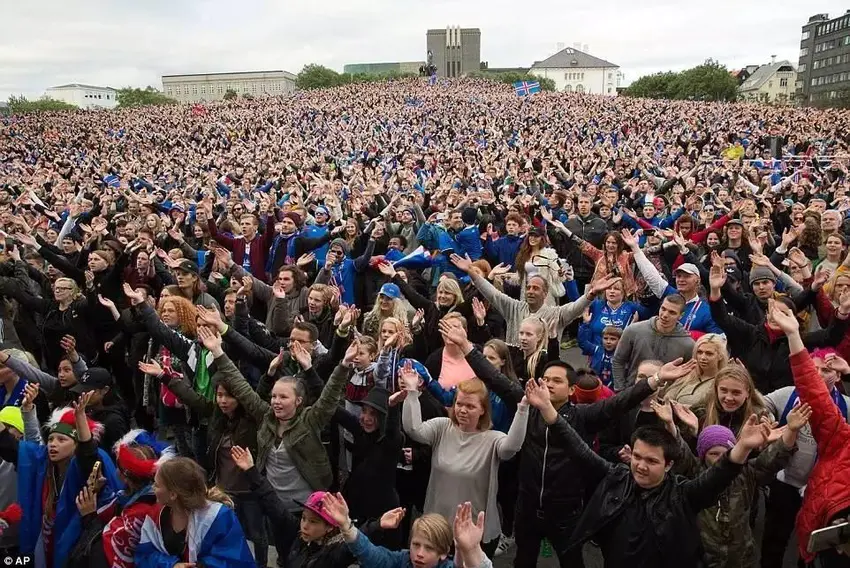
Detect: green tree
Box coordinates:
(223, 88, 238, 100)
(296, 64, 346, 90)
(623, 71, 678, 99)
(7, 95, 76, 113)
(624, 59, 738, 102)
(116, 86, 177, 107)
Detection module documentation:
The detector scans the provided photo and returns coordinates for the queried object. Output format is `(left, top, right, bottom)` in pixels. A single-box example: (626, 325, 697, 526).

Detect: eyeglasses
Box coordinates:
(54, 286, 74, 291)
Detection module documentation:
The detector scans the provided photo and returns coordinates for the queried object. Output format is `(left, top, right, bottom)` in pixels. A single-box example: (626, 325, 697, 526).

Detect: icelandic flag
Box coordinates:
(392, 245, 433, 271)
(514, 81, 541, 96)
(136, 501, 255, 567)
(103, 174, 120, 188)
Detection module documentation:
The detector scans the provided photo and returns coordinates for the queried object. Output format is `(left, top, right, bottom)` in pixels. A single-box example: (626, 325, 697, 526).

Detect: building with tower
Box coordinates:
(426, 27, 481, 78)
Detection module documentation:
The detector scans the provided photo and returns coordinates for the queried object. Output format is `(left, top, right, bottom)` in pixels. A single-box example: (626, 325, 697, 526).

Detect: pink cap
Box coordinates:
(297, 491, 339, 527)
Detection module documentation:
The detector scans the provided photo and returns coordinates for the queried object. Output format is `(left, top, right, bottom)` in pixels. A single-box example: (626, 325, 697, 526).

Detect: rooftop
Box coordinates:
(739, 61, 796, 91)
(48, 83, 116, 91)
(162, 70, 296, 79)
(531, 47, 618, 69)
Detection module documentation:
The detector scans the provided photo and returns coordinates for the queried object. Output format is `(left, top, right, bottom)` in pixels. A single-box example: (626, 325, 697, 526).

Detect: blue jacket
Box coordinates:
(661, 285, 724, 334)
(347, 530, 493, 568)
(577, 323, 616, 387)
(301, 223, 330, 266)
(584, 299, 651, 347)
(484, 234, 523, 269)
(621, 208, 685, 244)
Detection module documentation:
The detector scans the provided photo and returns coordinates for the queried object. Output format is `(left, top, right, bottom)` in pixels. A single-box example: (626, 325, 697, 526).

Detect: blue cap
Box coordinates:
(379, 283, 401, 299)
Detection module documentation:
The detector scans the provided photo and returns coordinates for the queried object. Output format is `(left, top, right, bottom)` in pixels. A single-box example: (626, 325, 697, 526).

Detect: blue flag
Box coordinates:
(514, 81, 541, 96)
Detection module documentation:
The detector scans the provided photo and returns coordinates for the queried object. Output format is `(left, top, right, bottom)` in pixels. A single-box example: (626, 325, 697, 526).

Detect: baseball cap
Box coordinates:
(726, 218, 744, 227)
(69, 367, 114, 394)
(175, 259, 199, 274)
(0, 406, 23, 434)
(379, 283, 401, 299)
(294, 491, 339, 527)
(675, 263, 700, 276)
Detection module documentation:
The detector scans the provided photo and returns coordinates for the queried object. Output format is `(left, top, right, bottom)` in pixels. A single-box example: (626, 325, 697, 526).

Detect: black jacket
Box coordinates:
(548, 414, 744, 568)
(559, 213, 609, 281)
(465, 346, 655, 509)
(89, 402, 130, 456)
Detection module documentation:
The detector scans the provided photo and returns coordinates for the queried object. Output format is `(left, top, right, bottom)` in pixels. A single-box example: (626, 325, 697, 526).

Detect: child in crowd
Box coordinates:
(577, 323, 621, 388)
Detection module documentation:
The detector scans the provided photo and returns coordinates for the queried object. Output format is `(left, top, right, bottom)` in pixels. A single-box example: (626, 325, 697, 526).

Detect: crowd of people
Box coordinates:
(1, 76, 850, 567)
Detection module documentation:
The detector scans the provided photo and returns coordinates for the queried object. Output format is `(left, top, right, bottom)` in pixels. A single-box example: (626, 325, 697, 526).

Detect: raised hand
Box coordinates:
(290, 340, 313, 370)
(524, 378, 553, 410)
(230, 446, 255, 471)
(97, 294, 116, 309)
(709, 264, 726, 293)
(21, 382, 39, 413)
(377, 261, 397, 278)
(197, 325, 223, 353)
(787, 402, 813, 432)
(738, 414, 771, 450)
(620, 228, 638, 250)
(320, 493, 351, 528)
(379, 507, 406, 530)
(268, 347, 286, 377)
(671, 402, 699, 436)
(826, 353, 850, 375)
(488, 263, 512, 279)
(657, 358, 697, 384)
(123, 283, 145, 305)
(768, 299, 799, 334)
(453, 502, 486, 553)
(438, 319, 469, 348)
(589, 276, 622, 295)
(59, 334, 77, 353)
(398, 360, 421, 391)
(650, 398, 674, 424)
(73, 390, 95, 416)
(196, 305, 225, 331)
(618, 444, 632, 464)
(342, 338, 361, 367)
(75, 486, 98, 517)
(450, 253, 473, 273)
(138, 360, 164, 377)
(296, 252, 316, 268)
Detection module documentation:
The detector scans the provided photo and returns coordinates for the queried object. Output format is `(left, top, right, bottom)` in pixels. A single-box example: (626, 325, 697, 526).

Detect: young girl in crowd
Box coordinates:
(664, 333, 728, 406)
(694, 364, 770, 436)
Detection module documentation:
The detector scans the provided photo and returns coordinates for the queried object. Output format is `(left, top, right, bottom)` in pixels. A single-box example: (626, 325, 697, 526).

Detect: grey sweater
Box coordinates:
(612, 318, 695, 391)
(469, 273, 591, 347)
(403, 391, 529, 543)
(765, 386, 850, 488)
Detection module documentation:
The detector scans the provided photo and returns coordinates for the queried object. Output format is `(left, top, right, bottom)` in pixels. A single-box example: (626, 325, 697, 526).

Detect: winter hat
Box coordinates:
(47, 407, 104, 442)
(461, 207, 478, 225)
(283, 211, 303, 228)
(749, 266, 776, 285)
(329, 238, 350, 257)
(696, 425, 736, 459)
(0, 406, 23, 434)
(114, 429, 176, 479)
(359, 386, 389, 416)
(295, 491, 340, 527)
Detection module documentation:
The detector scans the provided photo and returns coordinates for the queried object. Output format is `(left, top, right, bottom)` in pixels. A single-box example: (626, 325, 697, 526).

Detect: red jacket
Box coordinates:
(208, 215, 276, 282)
(791, 350, 850, 562)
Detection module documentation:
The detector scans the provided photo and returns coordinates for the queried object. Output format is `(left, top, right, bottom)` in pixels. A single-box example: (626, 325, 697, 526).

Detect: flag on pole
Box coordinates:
(514, 81, 541, 96)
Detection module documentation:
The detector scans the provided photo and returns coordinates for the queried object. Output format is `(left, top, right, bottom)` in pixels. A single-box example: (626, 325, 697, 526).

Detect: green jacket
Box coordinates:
(675, 433, 794, 568)
(212, 352, 349, 491)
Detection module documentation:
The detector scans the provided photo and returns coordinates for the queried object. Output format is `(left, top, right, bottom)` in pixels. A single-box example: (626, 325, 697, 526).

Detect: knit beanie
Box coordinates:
(330, 238, 351, 257)
(749, 266, 776, 286)
(283, 211, 303, 228)
(696, 425, 736, 459)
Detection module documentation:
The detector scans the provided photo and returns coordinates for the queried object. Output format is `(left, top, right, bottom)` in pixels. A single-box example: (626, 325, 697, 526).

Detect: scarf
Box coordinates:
(192, 347, 213, 402)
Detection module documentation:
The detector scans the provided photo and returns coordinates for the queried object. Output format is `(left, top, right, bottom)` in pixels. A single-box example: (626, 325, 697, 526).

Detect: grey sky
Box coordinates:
(0, 1, 842, 99)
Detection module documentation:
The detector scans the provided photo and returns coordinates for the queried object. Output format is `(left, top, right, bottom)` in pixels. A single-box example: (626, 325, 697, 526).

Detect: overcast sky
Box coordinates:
(1, 1, 843, 99)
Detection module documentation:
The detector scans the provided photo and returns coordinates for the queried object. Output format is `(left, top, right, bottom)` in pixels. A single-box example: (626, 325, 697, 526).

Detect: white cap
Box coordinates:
(675, 263, 700, 276)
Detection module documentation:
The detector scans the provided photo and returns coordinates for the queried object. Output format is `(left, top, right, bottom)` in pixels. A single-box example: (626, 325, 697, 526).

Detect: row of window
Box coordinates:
(165, 82, 289, 97)
(815, 17, 850, 37)
(565, 72, 585, 81)
(564, 84, 585, 93)
(814, 35, 850, 53)
(813, 52, 850, 69)
(811, 72, 850, 86)
(84, 93, 112, 100)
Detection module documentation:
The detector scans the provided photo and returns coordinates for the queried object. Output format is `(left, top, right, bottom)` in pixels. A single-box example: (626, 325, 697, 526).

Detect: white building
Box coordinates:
(738, 60, 797, 105)
(44, 84, 118, 109)
(530, 47, 621, 95)
(161, 70, 297, 103)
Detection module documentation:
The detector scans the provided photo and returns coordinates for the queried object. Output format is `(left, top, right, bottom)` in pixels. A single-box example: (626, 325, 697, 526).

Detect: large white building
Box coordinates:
(738, 60, 797, 105)
(530, 46, 622, 95)
(161, 70, 297, 103)
(44, 83, 118, 109)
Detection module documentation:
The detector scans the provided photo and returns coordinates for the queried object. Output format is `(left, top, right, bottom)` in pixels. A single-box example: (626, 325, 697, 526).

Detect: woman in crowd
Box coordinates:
(400, 357, 529, 558)
(664, 333, 728, 406)
(694, 364, 770, 436)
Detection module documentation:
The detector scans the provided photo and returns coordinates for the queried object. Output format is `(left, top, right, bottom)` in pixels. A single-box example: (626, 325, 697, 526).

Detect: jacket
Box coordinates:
(675, 433, 793, 568)
(212, 352, 348, 490)
(577, 240, 638, 298)
(709, 298, 848, 393)
(789, 349, 850, 563)
(347, 529, 492, 568)
(562, 213, 608, 281)
(465, 346, 656, 508)
(612, 317, 695, 391)
(484, 234, 523, 270)
(209, 215, 276, 281)
(547, 414, 744, 568)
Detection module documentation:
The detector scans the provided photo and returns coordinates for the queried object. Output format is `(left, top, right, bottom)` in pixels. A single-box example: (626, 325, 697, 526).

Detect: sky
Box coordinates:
(0, 1, 844, 99)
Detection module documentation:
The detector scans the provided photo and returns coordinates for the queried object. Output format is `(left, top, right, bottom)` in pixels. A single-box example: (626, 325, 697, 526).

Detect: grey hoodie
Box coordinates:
(612, 317, 695, 391)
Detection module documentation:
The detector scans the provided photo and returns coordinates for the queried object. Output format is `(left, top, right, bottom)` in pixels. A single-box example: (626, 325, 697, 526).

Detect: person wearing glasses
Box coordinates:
(512, 227, 566, 307)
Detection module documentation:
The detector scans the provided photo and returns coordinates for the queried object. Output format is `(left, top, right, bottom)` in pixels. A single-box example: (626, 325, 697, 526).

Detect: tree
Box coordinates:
(296, 64, 346, 90)
(624, 59, 738, 102)
(223, 89, 238, 100)
(7, 95, 76, 113)
(116, 86, 177, 107)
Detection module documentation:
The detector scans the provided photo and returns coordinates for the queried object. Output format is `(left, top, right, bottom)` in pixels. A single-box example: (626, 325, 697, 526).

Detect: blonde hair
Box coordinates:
(703, 364, 766, 434)
(411, 513, 453, 555)
(364, 295, 409, 338)
(436, 278, 464, 309)
(156, 457, 234, 510)
(378, 317, 412, 351)
(54, 277, 81, 300)
(451, 378, 492, 431)
(519, 316, 548, 380)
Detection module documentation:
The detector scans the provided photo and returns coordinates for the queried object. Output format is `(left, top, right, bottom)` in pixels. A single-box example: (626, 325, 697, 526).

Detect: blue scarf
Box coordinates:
(17, 441, 124, 568)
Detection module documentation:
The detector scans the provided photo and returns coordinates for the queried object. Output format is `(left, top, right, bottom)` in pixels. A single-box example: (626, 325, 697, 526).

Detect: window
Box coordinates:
(192, 85, 198, 94)
(564, 85, 573, 93)
(768, 81, 773, 88)
(799, 63, 807, 72)
(201, 85, 206, 94)
(218, 85, 223, 94)
(576, 84, 585, 94)
(802, 30, 811, 40)
(608, 72, 613, 80)
(780, 78, 788, 87)
(608, 87, 612, 93)
(801, 46, 809, 56)
(812, 78, 818, 86)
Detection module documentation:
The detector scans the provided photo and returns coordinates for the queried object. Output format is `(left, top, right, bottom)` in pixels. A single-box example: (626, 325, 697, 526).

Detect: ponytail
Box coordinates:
(206, 486, 235, 509)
